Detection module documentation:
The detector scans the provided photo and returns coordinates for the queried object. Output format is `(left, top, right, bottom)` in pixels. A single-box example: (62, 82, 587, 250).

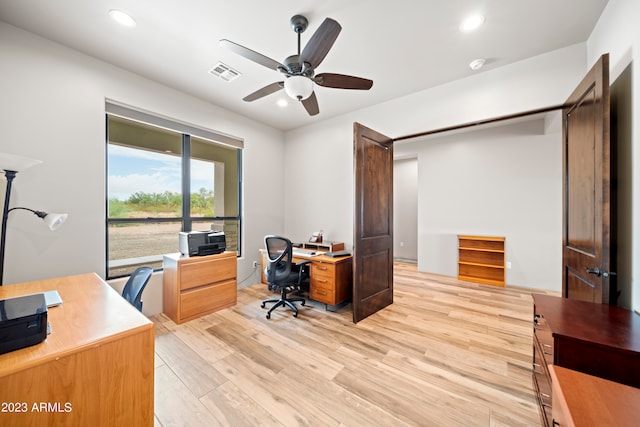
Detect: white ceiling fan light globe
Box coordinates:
(284, 75, 313, 101)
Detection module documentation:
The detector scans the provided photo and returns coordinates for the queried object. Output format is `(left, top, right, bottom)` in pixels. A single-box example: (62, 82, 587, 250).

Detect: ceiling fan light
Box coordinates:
(284, 76, 313, 101)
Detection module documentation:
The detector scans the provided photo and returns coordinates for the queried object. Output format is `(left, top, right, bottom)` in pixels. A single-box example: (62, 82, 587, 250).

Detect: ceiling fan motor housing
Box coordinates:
(290, 15, 308, 33)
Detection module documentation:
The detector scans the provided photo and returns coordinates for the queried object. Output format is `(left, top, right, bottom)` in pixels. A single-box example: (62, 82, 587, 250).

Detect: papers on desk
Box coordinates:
(21, 290, 63, 307)
(292, 248, 321, 257)
(43, 290, 63, 307)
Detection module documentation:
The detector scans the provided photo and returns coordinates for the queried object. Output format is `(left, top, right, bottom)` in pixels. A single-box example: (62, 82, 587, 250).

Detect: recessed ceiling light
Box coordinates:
(276, 99, 288, 107)
(460, 14, 485, 32)
(109, 9, 136, 28)
(469, 58, 486, 71)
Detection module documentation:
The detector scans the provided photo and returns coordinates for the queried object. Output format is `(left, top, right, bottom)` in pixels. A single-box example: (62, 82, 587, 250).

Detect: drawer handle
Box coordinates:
(317, 279, 328, 283)
(316, 291, 327, 296)
(318, 266, 328, 271)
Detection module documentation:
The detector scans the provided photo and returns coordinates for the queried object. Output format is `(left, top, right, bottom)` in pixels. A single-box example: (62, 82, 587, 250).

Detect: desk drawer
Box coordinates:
(180, 279, 236, 320)
(311, 262, 336, 279)
(310, 282, 335, 305)
(534, 315, 554, 365)
(180, 255, 236, 291)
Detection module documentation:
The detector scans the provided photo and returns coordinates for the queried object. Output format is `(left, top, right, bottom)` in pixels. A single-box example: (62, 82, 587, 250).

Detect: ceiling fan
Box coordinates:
(220, 15, 373, 116)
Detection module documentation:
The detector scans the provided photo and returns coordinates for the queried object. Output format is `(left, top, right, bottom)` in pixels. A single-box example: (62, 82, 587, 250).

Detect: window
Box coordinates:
(106, 106, 242, 279)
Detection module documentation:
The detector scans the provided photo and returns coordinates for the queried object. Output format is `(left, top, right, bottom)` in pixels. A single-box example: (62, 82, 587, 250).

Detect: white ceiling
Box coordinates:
(0, 0, 608, 131)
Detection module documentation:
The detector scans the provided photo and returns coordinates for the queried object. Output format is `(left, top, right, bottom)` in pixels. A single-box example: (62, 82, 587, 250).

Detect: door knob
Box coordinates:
(586, 267, 601, 276)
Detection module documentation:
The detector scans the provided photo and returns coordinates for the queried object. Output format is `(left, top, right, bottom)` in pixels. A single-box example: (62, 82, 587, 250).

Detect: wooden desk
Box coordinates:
(0, 273, 154, 427)
(550, 365, 640, 426)
(531, 294, 640, 426)
(260, 249, 352, 307)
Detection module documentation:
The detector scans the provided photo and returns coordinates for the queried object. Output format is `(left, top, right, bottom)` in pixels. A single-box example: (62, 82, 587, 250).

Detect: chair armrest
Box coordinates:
(294, 259, 311, 287)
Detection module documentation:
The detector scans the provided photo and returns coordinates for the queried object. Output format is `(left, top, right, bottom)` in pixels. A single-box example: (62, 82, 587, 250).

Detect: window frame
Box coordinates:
(105, 104, 243, 279)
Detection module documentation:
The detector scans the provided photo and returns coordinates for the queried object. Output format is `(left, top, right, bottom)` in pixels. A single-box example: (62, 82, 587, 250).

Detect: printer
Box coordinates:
(0, 293, 48, 355)
(179, 230, 226, 256)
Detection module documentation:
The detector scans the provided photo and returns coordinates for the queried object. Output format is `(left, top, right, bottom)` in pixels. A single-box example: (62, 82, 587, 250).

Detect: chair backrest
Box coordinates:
(264, 235, 293, 284)
(122, 267, 153, 312)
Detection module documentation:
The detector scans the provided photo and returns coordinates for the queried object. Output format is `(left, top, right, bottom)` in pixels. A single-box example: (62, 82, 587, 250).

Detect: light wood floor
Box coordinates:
(152, 263, 558, 427)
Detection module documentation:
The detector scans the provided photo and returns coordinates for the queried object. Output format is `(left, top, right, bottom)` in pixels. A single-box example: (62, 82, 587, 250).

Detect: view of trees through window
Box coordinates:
(106, 114, 240, 278)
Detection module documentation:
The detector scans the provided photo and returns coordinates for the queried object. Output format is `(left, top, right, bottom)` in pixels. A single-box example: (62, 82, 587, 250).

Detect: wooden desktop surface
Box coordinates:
(550, 365, 640, 426)
(0, 273, 154, 426)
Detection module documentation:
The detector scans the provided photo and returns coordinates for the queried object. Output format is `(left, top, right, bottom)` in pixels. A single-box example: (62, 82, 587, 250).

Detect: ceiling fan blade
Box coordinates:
(301, 92, 319, 116)
(315, 73, 373, 90)
(220, 39, 286, 72)
(299, 18, 341, 69)
(243, 82, 284, 102)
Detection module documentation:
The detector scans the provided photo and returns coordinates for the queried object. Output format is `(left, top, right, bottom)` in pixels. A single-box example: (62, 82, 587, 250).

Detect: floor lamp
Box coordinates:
(0, 153, 68, 286)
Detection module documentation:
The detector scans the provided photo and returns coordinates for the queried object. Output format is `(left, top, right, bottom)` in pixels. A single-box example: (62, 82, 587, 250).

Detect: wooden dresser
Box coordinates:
(550, 365, 640, 427)
(163, 251, 237, 324)
(532, 294, 640, 427)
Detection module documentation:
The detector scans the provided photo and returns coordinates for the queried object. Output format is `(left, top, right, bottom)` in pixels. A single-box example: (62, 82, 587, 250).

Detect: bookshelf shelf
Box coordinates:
(458, 235, 505, 286)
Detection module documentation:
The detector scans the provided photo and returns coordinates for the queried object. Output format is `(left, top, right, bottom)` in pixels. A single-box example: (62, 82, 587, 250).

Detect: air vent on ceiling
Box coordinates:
(209, 62, 241, 82)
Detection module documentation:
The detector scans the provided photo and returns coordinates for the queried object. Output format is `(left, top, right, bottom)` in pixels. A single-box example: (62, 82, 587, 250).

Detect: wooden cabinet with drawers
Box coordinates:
(308, 256, 352, 306)
(532, 294, 640, 427)
(163, 251, 237, 324)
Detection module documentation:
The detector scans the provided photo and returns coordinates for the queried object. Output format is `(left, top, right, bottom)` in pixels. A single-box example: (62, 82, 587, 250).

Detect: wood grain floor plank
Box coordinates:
(153, 263, 557, 426)
(154, 364, 221, 426)
(155, 332, 228, 398)
(199, 381, 281, 427)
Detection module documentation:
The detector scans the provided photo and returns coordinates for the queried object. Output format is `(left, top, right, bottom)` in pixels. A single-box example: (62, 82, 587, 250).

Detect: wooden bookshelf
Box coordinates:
(458, 235, 505, 286)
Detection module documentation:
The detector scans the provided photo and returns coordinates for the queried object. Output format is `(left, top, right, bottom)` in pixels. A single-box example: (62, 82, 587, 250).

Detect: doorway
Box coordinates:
(394, 157, 418, 263)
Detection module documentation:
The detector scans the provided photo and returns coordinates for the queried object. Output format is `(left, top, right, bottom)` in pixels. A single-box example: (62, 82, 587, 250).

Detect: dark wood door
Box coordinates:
(353, 122, 394, 322)
(562, 54, 613, 303)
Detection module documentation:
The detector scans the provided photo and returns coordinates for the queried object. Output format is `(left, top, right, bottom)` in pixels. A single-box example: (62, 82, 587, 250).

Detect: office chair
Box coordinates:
(121, 266, 153, 312)
(262, 235, 310, 319)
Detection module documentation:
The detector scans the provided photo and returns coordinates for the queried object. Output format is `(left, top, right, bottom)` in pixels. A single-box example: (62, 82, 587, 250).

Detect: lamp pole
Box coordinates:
(0, 169, 18, 286)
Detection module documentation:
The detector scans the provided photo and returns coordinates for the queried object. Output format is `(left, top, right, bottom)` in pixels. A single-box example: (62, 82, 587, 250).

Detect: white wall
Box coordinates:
(283, 43, 587, 292)
(0, 23, 284, 312)
(587, 0, 640, 311)
(393, 158, 418, 261)
(395, 117, 562, 290)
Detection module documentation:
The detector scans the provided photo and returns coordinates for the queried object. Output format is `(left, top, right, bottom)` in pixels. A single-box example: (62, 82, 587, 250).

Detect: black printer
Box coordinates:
(179, 230, 226, 256)
(0, 293, 48, 355)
